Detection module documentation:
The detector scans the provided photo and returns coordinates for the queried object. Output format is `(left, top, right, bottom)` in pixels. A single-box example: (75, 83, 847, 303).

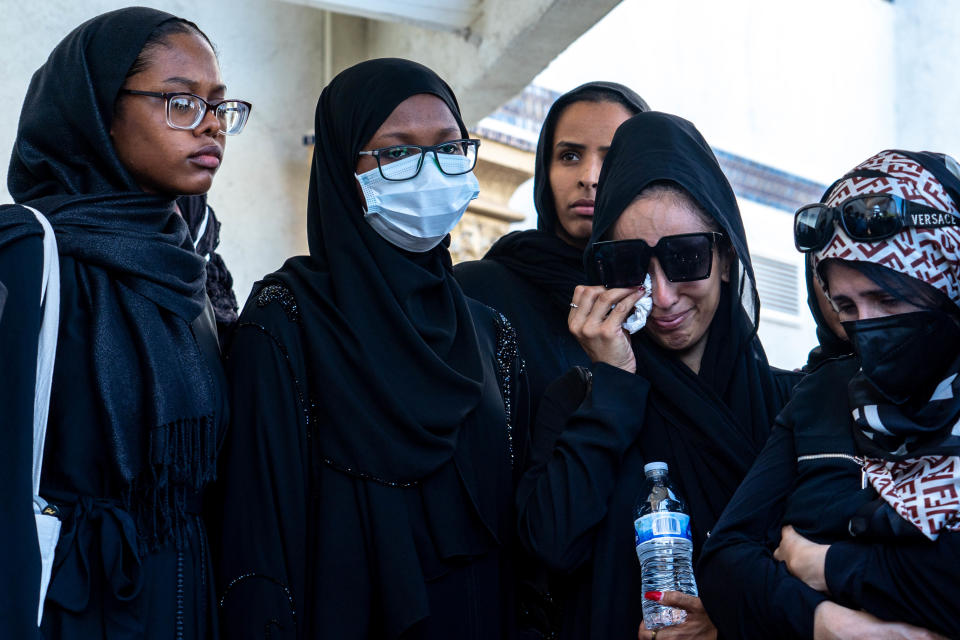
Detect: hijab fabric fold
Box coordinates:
(5, 7, 216, 547)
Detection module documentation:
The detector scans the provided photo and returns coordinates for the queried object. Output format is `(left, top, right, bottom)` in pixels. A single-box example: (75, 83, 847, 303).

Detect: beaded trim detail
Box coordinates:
(320, 456, 419, 488)
(494, 311, 521, 468)
(256, 283, 300, 323)
(219, 572, 297, 626)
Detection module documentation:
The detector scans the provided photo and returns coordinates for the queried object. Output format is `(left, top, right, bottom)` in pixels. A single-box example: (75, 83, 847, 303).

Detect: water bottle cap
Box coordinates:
(644, 461, 668, 474)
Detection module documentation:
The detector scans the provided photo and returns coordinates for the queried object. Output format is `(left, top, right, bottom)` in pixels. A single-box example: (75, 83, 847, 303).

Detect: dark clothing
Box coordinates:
(0, 213, 44, 640)
(214, 59, 529, 639)
(698, 357, 960, 639)
(2, 8, 227, 638)
(517, 359, 800, 639)
(455, 248, 589, 416)
(0, 207, 227, 640)
(217, 287, 524, 639)
(516, 111, 800, 639)
(456, 83, 649, 638)
(178, 195, 240, 342)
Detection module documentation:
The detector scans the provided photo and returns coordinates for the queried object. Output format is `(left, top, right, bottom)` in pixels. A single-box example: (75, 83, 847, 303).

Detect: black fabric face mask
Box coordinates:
(843, 310, 960, 405)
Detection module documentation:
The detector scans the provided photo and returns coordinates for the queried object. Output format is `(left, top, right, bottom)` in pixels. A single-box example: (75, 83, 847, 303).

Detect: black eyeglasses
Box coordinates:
(120, 90, 252, 135)
(588, 232, 723, 288)
(357, 139, 480, 181)
(794, 193, 958, 252)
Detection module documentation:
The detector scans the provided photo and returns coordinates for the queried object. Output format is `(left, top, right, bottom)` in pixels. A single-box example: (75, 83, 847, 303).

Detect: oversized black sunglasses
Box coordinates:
(588, 232, 723, 288)
(794, 193, 958, 252)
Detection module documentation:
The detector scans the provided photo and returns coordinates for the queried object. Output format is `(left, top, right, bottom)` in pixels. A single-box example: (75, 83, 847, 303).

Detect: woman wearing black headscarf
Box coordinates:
(0, 8, 250, 639)
(455, 82, 648, 417)
(516, 112, 800, 639)
(215, 59, 526, 640)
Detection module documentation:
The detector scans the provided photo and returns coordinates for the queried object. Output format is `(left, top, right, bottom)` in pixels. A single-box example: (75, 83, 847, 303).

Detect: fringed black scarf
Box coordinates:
(6, 7, 218, 548)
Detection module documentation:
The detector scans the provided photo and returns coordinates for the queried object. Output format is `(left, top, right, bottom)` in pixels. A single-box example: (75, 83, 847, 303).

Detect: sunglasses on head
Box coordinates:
(794, 193, 958, 253)
(588, 232, 723, 288)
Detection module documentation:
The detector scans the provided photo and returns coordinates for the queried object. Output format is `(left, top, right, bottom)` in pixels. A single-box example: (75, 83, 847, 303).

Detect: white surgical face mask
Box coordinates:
(356, 154, 480, 252)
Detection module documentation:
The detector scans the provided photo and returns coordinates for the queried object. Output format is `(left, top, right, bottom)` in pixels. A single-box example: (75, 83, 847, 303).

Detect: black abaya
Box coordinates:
(1, 8, 227, 638)
(214, 59, 528, 640)
(515, 112, 800, 639)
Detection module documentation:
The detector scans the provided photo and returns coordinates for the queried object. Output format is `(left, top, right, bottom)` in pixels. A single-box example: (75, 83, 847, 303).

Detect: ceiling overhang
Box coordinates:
(279, 0, 481, 32)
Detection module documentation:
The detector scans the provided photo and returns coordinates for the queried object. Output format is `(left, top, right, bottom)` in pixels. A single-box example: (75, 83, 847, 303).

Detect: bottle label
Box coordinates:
(634, 512, 692, 545)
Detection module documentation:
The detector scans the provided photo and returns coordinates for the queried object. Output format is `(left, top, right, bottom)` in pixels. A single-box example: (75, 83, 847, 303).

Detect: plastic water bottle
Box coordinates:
(634, 461, 698, 630)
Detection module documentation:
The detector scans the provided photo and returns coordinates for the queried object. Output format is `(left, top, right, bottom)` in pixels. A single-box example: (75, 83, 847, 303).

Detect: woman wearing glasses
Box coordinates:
(699, 150, 960, 640)
(516, 111, 799, 640)
(0, 8, 250, 639)
(214, 59, 526, 639)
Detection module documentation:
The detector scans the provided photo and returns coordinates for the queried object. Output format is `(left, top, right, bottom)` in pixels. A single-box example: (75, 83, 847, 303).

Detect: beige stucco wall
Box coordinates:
(450, 137, 533, 263)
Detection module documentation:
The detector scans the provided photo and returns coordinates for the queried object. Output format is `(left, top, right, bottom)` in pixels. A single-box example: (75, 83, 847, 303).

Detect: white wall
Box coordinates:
(532, 0, 902, 185)
(894, 0, 960, 155)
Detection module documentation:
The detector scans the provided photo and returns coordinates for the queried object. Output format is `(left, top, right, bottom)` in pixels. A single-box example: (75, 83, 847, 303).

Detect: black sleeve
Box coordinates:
(516, 363, 649, 573)
(772, 367, 805, 406)
(511, 351, 532, 481)
(698, 425, 828, 640)
(216, 322, 309, 640)
(0, 236, 44, 640)
(824, 532, 960, 635)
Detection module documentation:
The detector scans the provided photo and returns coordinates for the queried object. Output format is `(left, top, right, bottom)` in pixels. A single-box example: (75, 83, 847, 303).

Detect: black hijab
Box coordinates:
(261, 58, 511, 636)
(484, 82, 649, 308)
(4, 7, 216, 546)
(269, 58, 488, 481)
(178, 194, 239, 334)
(588, 111, 782, 546)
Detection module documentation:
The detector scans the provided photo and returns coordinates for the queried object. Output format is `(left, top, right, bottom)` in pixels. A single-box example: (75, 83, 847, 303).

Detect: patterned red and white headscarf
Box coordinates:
(815, 150, 960, 539)
(812, 150, 960, 305)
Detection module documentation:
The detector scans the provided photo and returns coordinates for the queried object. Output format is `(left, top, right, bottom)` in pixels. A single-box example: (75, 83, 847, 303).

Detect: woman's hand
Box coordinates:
(774, 525, 829, 592)
(637, 592, 717, 640)
(813, 601, 948, 640)
(569, 284, 644, 374)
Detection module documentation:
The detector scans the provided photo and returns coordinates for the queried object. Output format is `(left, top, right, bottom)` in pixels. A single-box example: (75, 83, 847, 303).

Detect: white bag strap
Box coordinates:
(192, 204, 210, 255)
(23, 206, 60, 497)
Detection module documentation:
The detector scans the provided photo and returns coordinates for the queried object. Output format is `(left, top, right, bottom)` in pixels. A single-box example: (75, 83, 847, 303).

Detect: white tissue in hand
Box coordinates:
(622, 274, 653, 334)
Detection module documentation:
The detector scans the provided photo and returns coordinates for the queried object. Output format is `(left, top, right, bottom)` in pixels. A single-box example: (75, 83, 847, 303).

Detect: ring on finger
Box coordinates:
(569, 302, 579, 309)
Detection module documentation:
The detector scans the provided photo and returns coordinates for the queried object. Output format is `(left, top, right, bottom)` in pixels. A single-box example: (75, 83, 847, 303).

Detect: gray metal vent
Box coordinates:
(753, 255, 800, 315)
